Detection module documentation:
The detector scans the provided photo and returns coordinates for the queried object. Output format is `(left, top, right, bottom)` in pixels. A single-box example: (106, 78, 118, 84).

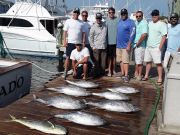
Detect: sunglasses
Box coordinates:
(109, 12, 115, 14)
(121, 13, 127, 16)
(170, 17, 177, 20)
(82, 14, 88, 17)
(136, 15, 142, 18)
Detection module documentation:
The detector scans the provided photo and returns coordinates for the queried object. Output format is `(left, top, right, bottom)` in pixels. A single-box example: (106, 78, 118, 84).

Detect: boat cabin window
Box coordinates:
(0, 18, 33, 27)
(40, 19, 58, 36)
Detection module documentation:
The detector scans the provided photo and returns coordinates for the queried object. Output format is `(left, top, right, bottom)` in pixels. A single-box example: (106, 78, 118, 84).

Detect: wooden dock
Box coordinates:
(0, 75, 163, 135)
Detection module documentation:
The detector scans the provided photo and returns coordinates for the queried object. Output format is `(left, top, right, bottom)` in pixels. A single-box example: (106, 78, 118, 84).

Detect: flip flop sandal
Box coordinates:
(142, 78, 148, 81)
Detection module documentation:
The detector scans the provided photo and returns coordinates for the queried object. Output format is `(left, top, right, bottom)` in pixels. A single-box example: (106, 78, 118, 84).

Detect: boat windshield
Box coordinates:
(40, 19, 58, 36)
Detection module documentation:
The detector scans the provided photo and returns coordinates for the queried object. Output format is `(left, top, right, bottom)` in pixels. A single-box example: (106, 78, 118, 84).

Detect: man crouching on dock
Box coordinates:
(70, 44, 92, 80)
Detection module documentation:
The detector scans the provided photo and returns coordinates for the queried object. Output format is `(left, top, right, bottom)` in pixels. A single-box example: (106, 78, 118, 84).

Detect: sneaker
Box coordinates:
(123, 76, 129, 83)
(61, 70, 67, 80)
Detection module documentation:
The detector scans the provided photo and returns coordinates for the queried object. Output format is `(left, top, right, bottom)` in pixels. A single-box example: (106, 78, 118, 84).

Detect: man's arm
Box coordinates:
(136, 33, 148, 47)
(63, 31, 68, 47)
(82, 32, 86, 46)
(89, 26, 95, 49)
(127, 23, 136, 51)
(159, 35, 167, 50)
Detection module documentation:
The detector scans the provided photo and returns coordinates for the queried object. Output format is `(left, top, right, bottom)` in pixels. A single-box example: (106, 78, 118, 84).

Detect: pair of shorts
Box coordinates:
(116, 48, 130, 64)
(144, 47, 162, 64)
(66, 43, 76, 57)
(134, 47, 145, 64)
(73, 62, 92, 79)
(107, 45, 116, 58)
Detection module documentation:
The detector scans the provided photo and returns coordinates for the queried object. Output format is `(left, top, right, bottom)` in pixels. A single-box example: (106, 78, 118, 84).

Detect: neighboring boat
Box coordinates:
(79, 0, 114, 22)
(0, 0, 68, 57)
(0, 0, 13, 13)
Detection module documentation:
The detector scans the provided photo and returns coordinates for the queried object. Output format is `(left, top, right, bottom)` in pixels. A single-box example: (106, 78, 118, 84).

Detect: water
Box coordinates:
(1, 54, 62, 91)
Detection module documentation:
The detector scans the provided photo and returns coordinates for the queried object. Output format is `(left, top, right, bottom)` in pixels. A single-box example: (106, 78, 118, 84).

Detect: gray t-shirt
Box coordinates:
(106, 17, 119, 45)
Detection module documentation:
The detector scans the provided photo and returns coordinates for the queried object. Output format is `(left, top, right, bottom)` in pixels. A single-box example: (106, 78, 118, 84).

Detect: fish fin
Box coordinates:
(47, 121, 55, 128)
(9, 114, 16, 121)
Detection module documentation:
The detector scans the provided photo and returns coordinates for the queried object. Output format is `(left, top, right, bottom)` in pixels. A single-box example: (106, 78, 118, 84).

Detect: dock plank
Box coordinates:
(0, 76, 160, 135)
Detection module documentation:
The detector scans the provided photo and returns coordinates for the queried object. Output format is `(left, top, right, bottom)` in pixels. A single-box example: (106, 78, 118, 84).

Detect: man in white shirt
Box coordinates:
(70, 44, 92, 80)
(143, 10, 167, 85)
(63, 8, 86, 79)
(81, 10, 94, 61)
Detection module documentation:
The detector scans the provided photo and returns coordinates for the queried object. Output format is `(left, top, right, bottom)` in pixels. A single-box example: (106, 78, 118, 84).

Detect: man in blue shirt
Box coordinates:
(116, 9, 136, 83)
(164, 13, 180, 68)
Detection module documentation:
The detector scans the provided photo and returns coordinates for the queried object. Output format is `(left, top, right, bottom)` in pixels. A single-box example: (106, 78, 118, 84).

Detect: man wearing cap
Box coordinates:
(106, 7, 119, 77)
(133, 11, 148, 81)
(143, 9, 167, 85)
(116, 8, 136, 83)
(70, 44, 92, 80)
(164, 13, 180, 68)
(63, 8, 86, 79)
(81, 10, 94, 61)
(90, 12, 107, 77)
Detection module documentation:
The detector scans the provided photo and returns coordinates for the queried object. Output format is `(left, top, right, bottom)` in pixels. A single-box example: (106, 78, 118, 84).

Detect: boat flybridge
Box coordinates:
(0, 0, 68, 57)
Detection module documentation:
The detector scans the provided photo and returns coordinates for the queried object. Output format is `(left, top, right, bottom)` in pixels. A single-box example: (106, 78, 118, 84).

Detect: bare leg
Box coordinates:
(83, 64, 88, 79)
(108, 57, 112, 75)
(124, 63, 129, 77)
(138, 64, 143, 77)
(157, 63, 163, 82)
(134, 64, 138, 77)
(120, 62, 124, 76)
(112, 57, 116, 73)
(64, 57, 69, 71)
(144, 62, 152, 79)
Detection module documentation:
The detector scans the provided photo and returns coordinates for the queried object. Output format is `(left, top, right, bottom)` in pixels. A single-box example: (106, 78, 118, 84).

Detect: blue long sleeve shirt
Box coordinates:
(117, 19, 136, 48)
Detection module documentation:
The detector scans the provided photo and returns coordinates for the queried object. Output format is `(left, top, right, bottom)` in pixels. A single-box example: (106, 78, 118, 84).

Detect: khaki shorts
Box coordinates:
(116, 48, 130, 64)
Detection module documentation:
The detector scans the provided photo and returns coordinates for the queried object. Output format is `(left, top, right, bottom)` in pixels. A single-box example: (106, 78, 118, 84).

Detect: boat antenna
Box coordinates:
(8, 2, 24, 28)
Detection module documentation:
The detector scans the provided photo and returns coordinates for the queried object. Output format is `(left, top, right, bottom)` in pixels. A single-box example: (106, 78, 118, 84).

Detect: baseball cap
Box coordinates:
(121, 8, 128, 15)
(151, 9, 159, 16)
(96, 13, 102, 19)
(73, 8, 80, 14)
(170, 13, 179, 19)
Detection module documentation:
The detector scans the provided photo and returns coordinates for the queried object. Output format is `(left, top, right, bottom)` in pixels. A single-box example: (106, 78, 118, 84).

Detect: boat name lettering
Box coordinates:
(0, 76, 24, 96)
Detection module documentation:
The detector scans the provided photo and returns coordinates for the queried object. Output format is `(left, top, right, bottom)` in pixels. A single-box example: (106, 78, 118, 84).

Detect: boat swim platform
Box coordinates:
(0, 74, 171, 135)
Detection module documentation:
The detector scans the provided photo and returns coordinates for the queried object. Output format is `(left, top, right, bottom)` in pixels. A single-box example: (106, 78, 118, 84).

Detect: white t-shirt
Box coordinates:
(63, 19, 85, 44)
(83, 20, 93, 44)
(70, 47, 90, 66)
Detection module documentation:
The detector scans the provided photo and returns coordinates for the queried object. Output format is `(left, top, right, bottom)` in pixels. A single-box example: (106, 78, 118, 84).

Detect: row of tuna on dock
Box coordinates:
(9, 80, 140, 135)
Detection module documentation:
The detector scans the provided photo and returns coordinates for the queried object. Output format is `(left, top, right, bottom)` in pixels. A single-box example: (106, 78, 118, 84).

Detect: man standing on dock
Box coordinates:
(81, 10, 94, 61)
(143, 10, 167, 85)
(133, 11, 148, 81)
(164, 13, 180, 68)
(106, 7, 119, 77)
(116, 9, 136, 83)
(63, 8, 86, 79)
(90, 13, 107, 77)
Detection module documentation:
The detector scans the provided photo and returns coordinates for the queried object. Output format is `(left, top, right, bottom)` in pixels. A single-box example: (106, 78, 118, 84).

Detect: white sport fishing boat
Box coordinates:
(79, 0, 116, 22)
(0, 0, 68, 57)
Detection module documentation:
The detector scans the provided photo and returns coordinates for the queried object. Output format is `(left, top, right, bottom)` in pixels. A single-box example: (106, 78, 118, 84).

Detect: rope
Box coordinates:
(144, 78, 161, 135)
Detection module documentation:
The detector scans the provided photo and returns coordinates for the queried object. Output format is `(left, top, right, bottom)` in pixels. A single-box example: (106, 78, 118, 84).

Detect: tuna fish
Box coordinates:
(10, 115, 67, 135)
(107, 86, 139, 94)
(65, 80, 99, 89)
(33, 95, 86, 110)
(92, 92, 130, 100)
(55, 111, 106, 126)
(87, 100, 140, 113)
(47, 85, 91, 97)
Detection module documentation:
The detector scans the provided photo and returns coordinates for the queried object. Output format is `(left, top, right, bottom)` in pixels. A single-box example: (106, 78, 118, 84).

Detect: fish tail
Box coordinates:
(33, 94, 46, 104)
(54, 114, 64, 119)
(9, 114, 16, 121)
